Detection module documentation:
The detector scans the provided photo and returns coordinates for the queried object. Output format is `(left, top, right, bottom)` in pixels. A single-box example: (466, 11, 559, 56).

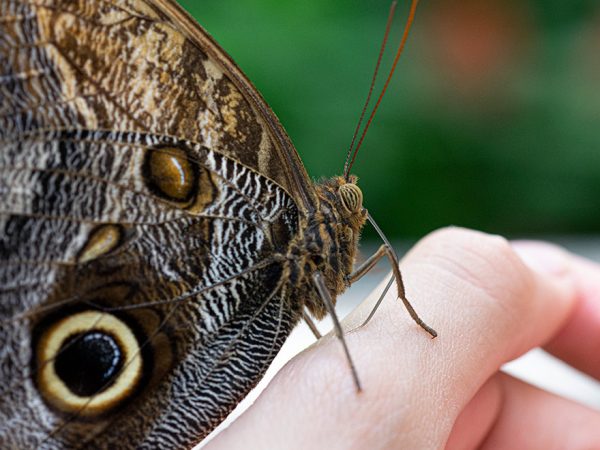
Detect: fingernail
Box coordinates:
(511, 241, 570, 276)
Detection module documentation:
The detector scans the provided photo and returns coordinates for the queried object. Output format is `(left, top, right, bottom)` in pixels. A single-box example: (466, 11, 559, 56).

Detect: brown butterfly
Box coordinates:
(0, 0, 434, 448)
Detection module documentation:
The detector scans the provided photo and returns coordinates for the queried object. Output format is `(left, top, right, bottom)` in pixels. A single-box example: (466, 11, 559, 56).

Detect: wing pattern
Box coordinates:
(0, 0, 308, 447)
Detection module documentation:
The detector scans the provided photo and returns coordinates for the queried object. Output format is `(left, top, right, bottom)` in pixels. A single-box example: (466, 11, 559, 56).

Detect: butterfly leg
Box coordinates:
(312, 271, 362, 391)
(359, 276, 394, 328)
(348, 244, 437, 338)
(302, 310, 323, 340)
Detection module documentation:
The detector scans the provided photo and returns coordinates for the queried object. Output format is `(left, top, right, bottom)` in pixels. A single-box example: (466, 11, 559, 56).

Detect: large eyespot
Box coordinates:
(36, 311, 143, 417)
(338, 183, 363, 213)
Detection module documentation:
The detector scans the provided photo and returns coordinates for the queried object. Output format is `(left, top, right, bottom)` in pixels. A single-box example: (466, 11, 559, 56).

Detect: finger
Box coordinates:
(444, 376, 500, 450)
(447, 373, 600, 450)
(346, 227, 577, 403)
(207, 228, 577, 450)
(513, 241, 600, 379)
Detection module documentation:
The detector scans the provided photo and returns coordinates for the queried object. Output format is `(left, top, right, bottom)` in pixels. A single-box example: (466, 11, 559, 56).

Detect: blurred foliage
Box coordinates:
(178, 0, 600, 238)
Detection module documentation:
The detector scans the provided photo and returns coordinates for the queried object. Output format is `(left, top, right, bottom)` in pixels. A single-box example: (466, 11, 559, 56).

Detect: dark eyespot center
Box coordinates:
(55, 331, 124, 397)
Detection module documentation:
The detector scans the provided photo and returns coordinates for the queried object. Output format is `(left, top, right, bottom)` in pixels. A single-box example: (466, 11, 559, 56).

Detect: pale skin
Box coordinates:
(206, 227, 600, 449)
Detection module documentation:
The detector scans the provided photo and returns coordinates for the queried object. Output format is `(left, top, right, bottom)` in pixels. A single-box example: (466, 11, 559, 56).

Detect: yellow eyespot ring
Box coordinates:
(36, 311, 143, 417)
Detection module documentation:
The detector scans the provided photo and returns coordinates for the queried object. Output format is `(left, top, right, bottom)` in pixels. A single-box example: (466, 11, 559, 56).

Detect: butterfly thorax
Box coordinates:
(286, 176, 367, 320)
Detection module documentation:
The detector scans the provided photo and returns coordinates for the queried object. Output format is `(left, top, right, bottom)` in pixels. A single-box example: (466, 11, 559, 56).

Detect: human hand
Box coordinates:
(206, 227, 600, 449)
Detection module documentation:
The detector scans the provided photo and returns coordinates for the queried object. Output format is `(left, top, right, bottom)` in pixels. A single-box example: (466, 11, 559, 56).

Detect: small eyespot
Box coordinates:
(338, 183, 363, 213)
(36, 311, 143, 417)
(77, 224, 123, 263)
(142, 144, 220, 213)
(143, 146, 197, 203)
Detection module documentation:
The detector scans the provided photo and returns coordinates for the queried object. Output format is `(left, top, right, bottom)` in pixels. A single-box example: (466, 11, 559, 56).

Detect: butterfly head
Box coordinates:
(315, 175, 369, 257)
(304, 176, 369, 317)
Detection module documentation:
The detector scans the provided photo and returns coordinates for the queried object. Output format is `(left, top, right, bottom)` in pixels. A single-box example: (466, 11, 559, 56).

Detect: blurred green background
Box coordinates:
(179, 0, 600, 239)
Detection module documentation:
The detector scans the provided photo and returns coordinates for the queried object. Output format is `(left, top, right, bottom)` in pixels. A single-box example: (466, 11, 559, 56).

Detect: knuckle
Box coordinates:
(473, 234, 535, 302)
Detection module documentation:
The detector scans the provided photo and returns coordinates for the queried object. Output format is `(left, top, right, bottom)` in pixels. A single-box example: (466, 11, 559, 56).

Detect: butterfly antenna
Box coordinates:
(343, 0, 421, 179)
(343, 1, 398, 180)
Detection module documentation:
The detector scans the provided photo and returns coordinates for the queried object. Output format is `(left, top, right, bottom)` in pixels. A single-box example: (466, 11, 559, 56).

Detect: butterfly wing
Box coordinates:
(1, 0, 309, 448)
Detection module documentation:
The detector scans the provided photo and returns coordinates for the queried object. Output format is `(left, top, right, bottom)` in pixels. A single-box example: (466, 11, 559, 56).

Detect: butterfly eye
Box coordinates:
(35, 311, 143, 417)
(338, 183, 364, 213)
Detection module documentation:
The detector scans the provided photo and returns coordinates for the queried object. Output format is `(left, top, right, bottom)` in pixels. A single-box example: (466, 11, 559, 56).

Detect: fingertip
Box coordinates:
(510, 241, 580, 349)
(480, 374, 600, 450)
(514, 242, 600, 379)
(511, 241, 572, 277)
